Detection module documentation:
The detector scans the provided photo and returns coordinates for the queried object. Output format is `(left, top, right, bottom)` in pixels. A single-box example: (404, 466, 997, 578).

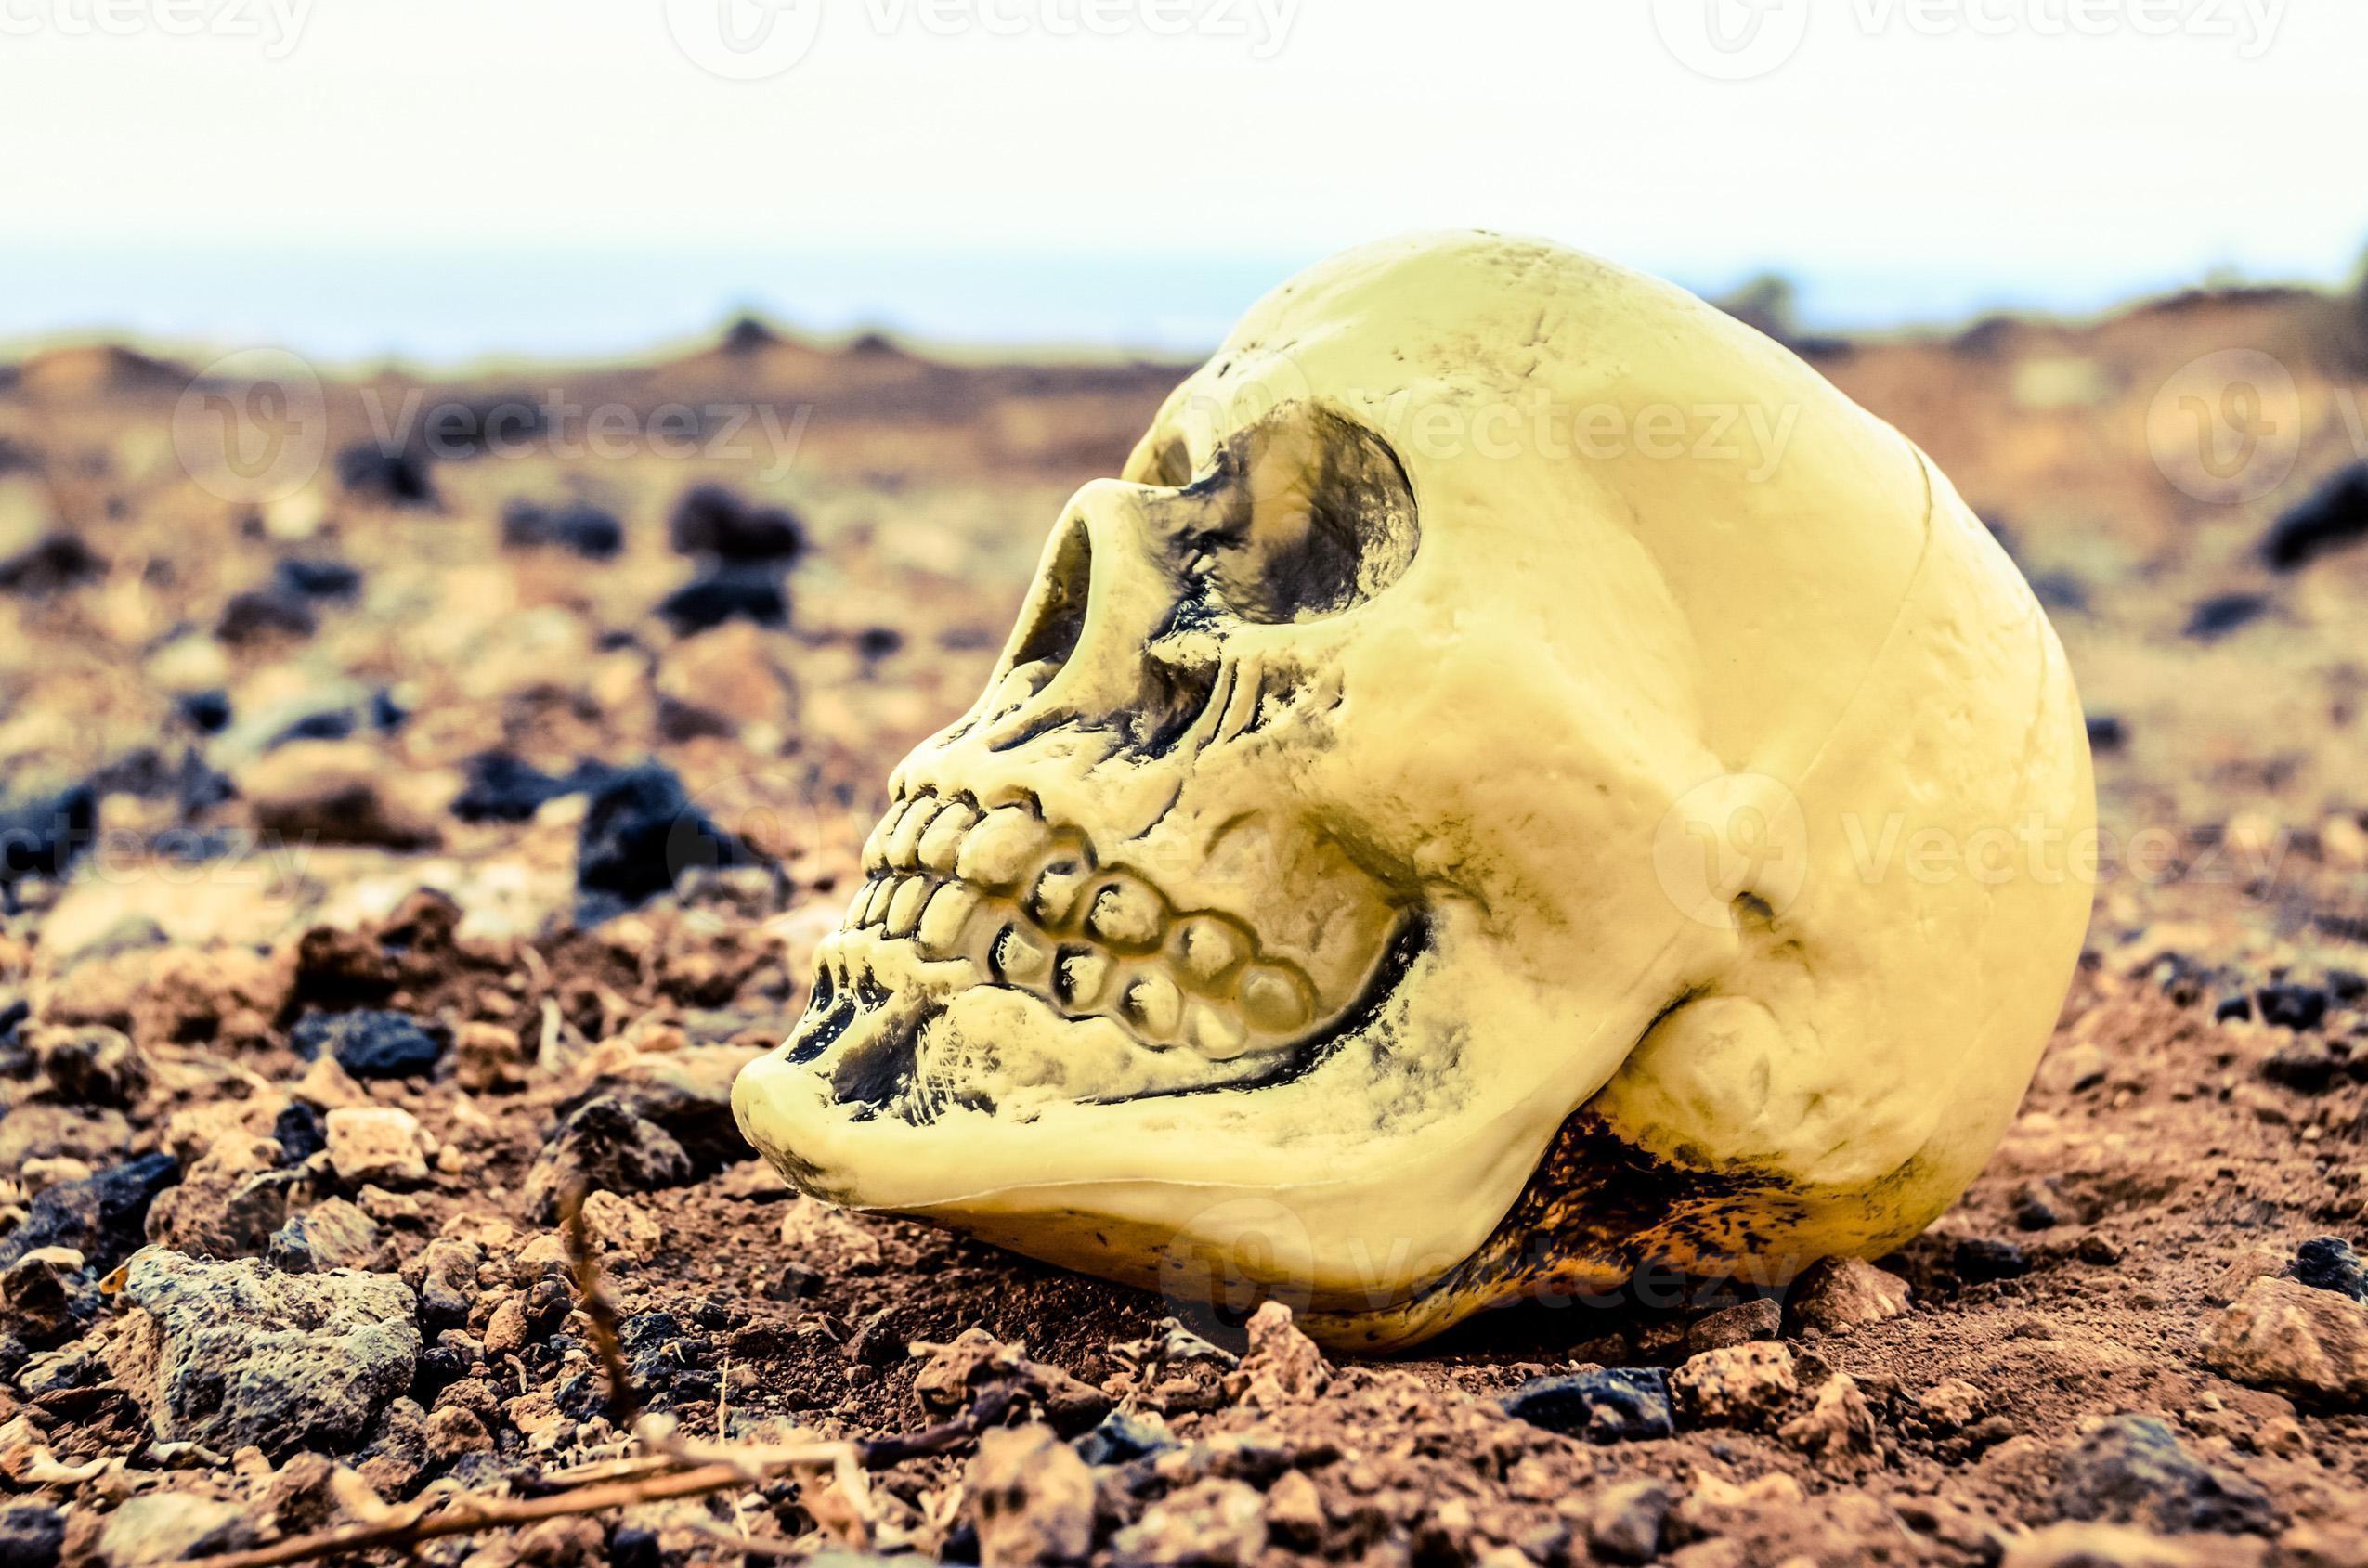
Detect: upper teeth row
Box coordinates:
(842, 789, 1317, 1057)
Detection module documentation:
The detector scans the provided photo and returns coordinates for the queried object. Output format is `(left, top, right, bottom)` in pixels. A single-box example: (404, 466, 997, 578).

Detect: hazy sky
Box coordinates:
(2, 0, 2358, 355)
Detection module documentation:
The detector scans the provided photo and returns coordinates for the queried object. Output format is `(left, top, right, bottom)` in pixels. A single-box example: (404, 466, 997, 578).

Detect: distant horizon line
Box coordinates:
(0, 240, 2349, 372)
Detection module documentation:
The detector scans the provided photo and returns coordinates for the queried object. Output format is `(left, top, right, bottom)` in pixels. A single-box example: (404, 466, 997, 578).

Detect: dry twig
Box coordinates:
(181, 1393, 1021, 1568)
(559, 1188, 642, 1427)
(180, 1208, 1019, 1568)
(179, 1449, 852, 1568)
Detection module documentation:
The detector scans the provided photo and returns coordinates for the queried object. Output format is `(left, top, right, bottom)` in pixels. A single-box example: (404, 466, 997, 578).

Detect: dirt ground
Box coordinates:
(1, 288, 2365, 1567)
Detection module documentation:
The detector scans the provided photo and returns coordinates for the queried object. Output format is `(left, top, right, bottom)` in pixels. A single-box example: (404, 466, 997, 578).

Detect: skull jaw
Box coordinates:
(731, 900, 1724, 1339)
(730, 949, 1960, 1352)
(731, 1026, 1854, 1354)
(729, 916, 1484, 1294)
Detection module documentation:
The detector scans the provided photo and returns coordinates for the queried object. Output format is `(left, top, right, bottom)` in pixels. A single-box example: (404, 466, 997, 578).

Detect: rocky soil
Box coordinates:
(1, 294, 2366, 1567)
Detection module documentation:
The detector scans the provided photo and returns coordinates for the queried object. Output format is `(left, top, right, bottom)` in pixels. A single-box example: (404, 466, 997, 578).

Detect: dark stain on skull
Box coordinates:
(1345, 1106, 1812, 1336)
(830, 995, 937, 1118)
(784, 965, 857, 1066)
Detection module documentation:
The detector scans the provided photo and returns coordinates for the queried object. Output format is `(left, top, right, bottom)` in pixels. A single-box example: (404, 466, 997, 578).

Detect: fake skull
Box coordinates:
(734, 232, 2094, 1350)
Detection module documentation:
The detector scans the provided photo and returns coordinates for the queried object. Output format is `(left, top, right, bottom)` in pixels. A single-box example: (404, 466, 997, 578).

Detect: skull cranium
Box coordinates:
(733, 231, 2094, 1349)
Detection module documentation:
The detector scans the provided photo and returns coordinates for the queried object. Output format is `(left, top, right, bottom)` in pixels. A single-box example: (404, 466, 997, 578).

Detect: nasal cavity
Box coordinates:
(1008, 514, 1092, 671)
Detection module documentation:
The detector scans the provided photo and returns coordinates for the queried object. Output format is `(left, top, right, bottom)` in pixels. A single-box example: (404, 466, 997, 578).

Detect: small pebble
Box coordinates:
(668, 484, 804, 564)
(2053, 1413, 2275, 1536)
(2294, 1237, 2367, 1302)
(176, 688, 234, 733)
(1073, 1410, 1180, 1467)
(574, 762, 755, 914)
(2257, 983, 2330, 1033)
(1687, 1297, 1780, 1351)
(216, 588, 317, 643)
(273, 558, 362, 600)
(335, 444, 434, 506)
(1953, 1238, 2032, 1284)
(2261, 1042, 2342, 1095)
(502, 499, 624, 559)
(291, 1010, 446, 1081)
(1502, 1368, 1674, 1445)
(655, 568, 789, 636)
(0, 1504, 65, 1568)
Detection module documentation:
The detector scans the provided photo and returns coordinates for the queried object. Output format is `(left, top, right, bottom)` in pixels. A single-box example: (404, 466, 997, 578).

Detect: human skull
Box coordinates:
(734, 232, 2094, 1350)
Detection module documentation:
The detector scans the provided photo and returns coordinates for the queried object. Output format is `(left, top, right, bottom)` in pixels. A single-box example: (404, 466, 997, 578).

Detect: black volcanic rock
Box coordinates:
(575, 762, 755, 913)
(2183, 592, 2269, 641)
(0, 1152, 179, 1273)
(656, 568, 789, 636)
(1502, 1368, 1674, 1444)
(0, 784, 97, 889)
(335, 443, 436, 507)
(667, 484, 804, 564)
(501, 499, 624, 560)
(2262, 462, 2368, 571)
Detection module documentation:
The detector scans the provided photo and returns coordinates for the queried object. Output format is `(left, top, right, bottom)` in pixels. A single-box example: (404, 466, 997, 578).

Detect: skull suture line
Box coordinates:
(733, 232, 2095, 1350)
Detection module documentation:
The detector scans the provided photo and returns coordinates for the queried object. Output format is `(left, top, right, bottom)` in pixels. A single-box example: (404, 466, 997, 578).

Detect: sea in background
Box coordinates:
(0, 241, 2318, 369)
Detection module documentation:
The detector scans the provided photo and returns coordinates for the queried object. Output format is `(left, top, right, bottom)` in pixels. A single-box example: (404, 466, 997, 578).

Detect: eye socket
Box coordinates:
(1165, 405, 1419, 626)
(1139, 435, 1194, 490)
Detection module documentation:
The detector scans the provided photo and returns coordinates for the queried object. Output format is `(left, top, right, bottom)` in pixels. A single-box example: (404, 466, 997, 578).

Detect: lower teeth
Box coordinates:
(845, 803, 1316, 1061)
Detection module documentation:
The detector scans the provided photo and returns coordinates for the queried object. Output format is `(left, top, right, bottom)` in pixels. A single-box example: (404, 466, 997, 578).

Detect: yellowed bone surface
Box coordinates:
(734, 231, 2095, 1349)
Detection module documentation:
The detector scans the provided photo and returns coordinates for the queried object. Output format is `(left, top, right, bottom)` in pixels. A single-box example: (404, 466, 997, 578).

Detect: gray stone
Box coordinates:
(1787, 1256, 1911, 1334)
(2205, 1276, 2368, 1407)
(1688, 1297, 1780, 1351)
(95, 1494, 255, 1567)
(267, 1198, 383, 1274)
(1587, 1478, 1672, 1564)
(102, 1248, 420, 1457)
(967, 1425, 1096, 1566)
(0, 1503, 66, 1568)
(523, 1095, 693, 1220)
(17, 1343, 103, 1398)
(397, 1236, 481, 1325)
(2054, 1415, 2277, 1536)
(1502, 1367, 1674, 1444)
(2293, 1237, 2367, 1302)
